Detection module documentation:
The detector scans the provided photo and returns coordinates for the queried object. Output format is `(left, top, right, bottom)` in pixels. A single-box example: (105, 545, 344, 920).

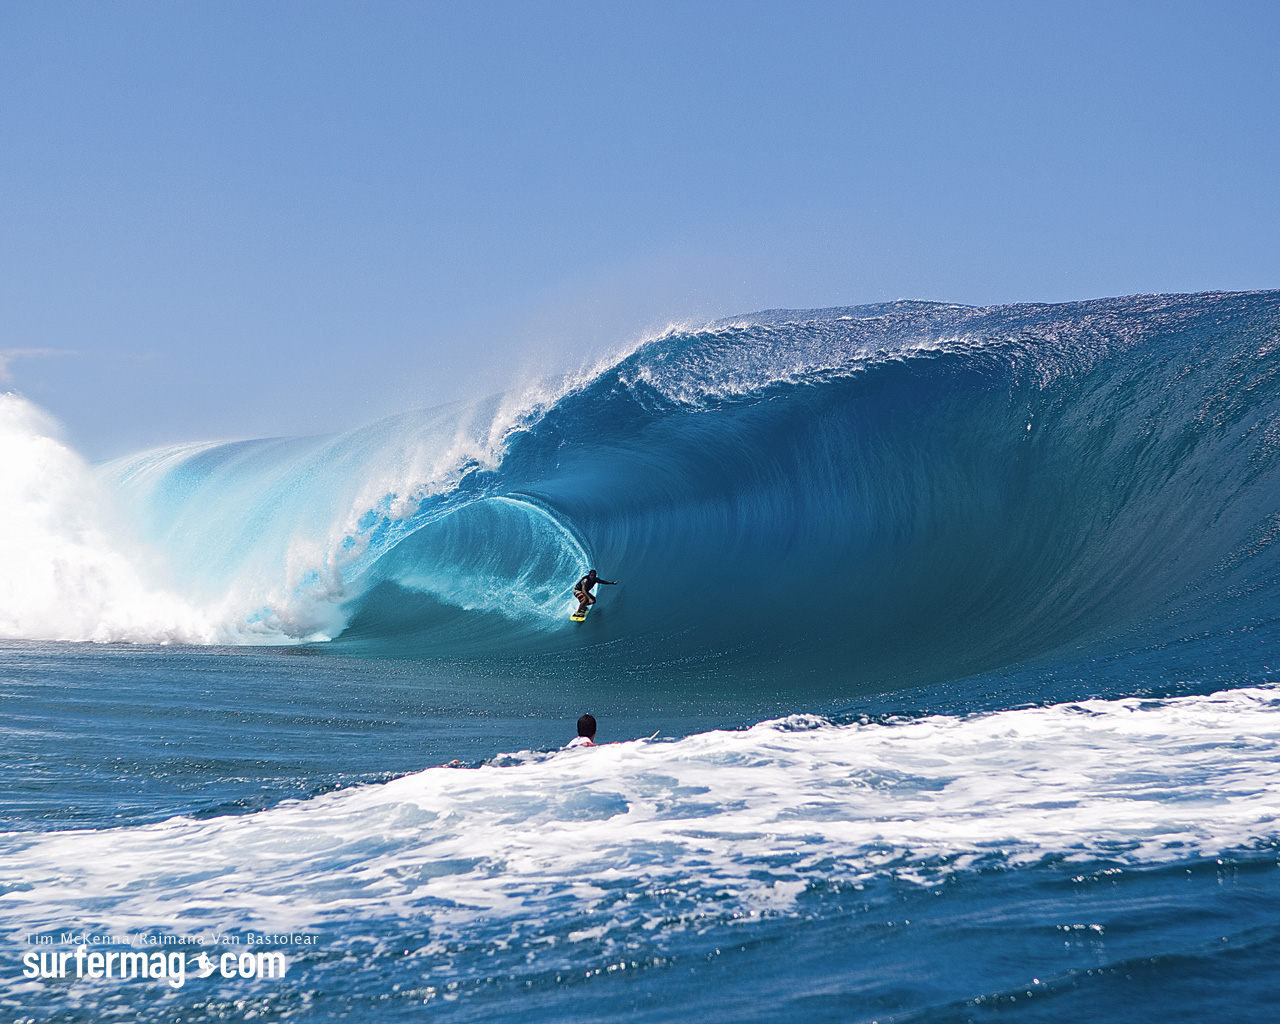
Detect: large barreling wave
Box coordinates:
(4, 291, 1280, 690)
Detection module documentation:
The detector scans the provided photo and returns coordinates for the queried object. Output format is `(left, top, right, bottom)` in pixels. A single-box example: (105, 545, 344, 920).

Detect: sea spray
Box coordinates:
(0, 393, 213, 643)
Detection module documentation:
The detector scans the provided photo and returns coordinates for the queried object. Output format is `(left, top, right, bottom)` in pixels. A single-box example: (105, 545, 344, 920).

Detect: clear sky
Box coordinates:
(2, 0, 1277, 457)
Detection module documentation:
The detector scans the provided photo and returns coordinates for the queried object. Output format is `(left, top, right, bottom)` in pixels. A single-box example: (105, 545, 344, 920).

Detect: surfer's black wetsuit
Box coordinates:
(573, 572, 616, 609)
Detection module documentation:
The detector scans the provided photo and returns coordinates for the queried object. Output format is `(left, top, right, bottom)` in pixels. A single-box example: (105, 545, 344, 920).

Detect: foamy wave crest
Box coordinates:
(0, 394, 216, 643)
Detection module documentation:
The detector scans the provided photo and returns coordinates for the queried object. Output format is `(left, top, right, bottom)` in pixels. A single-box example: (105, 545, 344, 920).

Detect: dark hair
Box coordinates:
(577, 713, 597, 738)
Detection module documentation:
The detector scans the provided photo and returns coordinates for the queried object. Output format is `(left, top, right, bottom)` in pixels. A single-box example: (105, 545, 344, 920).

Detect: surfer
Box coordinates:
(573, 569, 617, 616)
(566, 714, 597, 748)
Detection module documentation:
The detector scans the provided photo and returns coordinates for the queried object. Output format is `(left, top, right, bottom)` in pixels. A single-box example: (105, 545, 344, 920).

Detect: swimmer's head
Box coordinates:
(577, 714, 597, 739)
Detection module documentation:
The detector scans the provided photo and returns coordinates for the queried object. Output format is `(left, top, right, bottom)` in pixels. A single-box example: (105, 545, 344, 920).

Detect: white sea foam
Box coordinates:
(3, 685, 1278, 944)
(0, 394, 217, 643)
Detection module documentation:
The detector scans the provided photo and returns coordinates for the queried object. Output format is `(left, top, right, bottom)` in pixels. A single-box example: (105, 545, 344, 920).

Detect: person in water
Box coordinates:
(566, 713, 597, 748)
(564, 714, 660, 749)
(573, 569, 617, 615)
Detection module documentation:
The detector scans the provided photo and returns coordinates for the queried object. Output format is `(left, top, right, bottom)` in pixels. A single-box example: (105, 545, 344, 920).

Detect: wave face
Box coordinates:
(5, 291, 1280, 688)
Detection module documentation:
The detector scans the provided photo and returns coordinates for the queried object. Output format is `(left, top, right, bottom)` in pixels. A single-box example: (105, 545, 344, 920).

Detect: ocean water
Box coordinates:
(3, 291, 1280, 1021)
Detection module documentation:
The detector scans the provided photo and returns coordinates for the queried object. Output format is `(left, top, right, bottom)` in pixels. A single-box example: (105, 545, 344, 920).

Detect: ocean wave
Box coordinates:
(2, 291, 1279, 688)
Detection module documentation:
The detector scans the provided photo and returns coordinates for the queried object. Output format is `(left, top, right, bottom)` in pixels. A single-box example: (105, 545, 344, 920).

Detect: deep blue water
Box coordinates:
(4, 291, 1280, 1022)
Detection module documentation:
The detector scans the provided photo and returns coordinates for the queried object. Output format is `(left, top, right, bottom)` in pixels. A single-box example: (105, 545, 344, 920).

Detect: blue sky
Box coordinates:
(2, 0, 1277, 457)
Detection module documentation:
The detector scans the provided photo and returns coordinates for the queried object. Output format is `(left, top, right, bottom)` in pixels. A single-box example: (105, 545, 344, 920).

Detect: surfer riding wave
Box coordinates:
(573, 569, 616, 616)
